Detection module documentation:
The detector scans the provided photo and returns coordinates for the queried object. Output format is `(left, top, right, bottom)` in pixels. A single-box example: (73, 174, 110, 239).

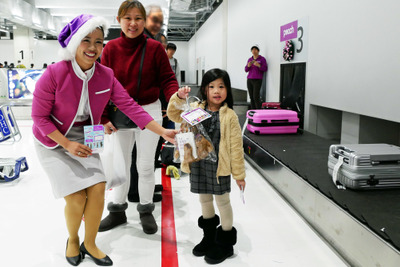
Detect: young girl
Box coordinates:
(167, 68, 246, 264)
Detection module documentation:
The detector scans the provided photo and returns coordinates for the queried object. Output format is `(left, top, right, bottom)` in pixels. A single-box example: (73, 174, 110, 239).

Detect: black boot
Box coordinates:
(98, 202, 128, 232)
(192, 215, 220, 256)
(204, 226, 237, 264)
(137, 203, 157, 234)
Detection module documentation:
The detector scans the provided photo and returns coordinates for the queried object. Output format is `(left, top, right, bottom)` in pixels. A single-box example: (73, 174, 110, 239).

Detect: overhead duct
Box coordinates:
(0, 0, 62, 38)
(168, 0, 221, 41)
(170, 0, 192, 12)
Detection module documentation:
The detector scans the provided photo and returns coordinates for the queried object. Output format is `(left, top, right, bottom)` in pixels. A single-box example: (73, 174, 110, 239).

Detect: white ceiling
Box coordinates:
(34, 0, 170, 27)
(0, 0, 221, 41)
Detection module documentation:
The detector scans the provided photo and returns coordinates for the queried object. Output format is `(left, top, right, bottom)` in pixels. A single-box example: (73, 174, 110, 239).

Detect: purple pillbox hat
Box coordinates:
(58, 14, 109, 61)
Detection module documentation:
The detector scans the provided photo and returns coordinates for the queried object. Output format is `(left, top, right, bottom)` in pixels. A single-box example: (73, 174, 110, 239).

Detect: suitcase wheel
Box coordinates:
(367, 175, 379, 186)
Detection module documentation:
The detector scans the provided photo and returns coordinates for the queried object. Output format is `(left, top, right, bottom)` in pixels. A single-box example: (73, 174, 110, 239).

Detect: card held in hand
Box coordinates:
(84, 125, 105, 153)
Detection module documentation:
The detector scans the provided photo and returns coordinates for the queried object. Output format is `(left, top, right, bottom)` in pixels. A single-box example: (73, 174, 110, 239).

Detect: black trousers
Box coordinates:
(247, 79, 263, 109)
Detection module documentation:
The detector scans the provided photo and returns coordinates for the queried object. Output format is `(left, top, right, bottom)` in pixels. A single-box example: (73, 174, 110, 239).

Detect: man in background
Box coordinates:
(166, 43, 180, 86)
(144, 5, 164, 39)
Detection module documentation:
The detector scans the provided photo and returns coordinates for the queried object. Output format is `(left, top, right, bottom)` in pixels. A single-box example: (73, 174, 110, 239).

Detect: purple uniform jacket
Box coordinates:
(244, 55, 268, 80)
(32, 60, 153, 148)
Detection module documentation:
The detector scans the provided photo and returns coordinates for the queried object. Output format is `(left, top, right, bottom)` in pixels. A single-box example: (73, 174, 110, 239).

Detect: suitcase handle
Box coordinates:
(337, 147, 354, 157)
(271, 119, 289, 123)
(248, 111, 255, 117)
(333, 151, 350, 164)
(336, 147, 400, 166)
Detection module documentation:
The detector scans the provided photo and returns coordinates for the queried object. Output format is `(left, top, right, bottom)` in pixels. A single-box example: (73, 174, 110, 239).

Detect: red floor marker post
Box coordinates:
(161, 167, 179, 267)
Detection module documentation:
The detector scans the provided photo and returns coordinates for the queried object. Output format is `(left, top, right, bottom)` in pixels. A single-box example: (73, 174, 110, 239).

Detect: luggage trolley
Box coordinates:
(0, 104, 22, 143)
(0, 104, 28, 182)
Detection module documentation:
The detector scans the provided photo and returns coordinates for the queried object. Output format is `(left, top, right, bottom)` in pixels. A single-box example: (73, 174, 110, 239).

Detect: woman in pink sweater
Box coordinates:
(98, 0, 179, 235)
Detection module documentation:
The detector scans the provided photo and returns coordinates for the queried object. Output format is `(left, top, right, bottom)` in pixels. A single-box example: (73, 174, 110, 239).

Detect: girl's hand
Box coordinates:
(178, 86, 191, 99)
(236, 180, 246, 191)
(65, 140, 92, 158)
(162, 129, 178, 144)
(104, 121, 118, 135)
(254, 61, 260, 67)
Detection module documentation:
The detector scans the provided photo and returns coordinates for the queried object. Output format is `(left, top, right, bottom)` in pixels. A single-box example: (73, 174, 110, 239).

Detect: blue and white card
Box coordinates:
(84, 125, 105, 153)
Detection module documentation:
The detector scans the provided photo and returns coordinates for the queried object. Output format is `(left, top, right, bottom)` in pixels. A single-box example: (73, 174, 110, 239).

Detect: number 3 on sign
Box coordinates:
(297, 26, 303, 53)
(294, 17, 308, 61)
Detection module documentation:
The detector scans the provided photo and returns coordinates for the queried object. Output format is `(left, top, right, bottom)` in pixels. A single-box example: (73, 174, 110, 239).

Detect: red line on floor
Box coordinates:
(161, 167, 179, 267)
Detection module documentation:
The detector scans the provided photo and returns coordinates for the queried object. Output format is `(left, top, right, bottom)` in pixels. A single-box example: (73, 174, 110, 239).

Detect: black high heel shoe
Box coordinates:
(80, 242, 113, 266)
(66, 239, 82, 266)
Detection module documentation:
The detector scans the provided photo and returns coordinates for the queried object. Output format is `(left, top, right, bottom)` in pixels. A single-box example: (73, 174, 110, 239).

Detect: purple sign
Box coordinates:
(280, 20, 298, 42)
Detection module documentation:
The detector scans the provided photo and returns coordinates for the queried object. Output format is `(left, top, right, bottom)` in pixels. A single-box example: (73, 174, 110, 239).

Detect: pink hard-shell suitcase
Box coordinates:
(246, 109, 299, 134)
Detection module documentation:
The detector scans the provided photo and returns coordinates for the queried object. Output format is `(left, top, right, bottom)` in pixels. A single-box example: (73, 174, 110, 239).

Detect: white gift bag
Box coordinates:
(99, 134, 127, 190)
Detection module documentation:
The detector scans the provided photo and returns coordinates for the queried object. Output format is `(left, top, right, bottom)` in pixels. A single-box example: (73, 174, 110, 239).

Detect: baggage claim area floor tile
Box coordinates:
(0, 120, 347, 266)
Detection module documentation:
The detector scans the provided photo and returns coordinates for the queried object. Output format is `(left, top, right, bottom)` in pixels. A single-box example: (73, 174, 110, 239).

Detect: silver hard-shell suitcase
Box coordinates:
(328, 144, 400, 189)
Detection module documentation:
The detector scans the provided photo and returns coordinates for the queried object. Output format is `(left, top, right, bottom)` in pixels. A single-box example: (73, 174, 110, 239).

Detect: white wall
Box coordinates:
(171, 41, 189, 83)
(0, 38, 60, 68)
(186, 5, 226, 84)
(0, 40, 16, 65)
(31, 40, 60, 68)
(304, 0, 400, 123)
(187, 0, 400, 127)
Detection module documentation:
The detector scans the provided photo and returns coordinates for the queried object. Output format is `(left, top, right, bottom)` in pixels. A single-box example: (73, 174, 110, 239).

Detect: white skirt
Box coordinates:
(34, 126, 106, 199)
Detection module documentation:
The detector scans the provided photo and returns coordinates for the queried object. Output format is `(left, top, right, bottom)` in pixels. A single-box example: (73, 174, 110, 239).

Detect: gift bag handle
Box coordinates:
(184, 95, 201, 111)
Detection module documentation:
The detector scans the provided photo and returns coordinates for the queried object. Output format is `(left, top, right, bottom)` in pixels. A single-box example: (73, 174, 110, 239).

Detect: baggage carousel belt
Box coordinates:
(244, 129, 400, 250)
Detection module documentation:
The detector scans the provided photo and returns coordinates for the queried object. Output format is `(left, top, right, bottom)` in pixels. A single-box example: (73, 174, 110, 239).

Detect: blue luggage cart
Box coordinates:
(0, 104, 28, 182)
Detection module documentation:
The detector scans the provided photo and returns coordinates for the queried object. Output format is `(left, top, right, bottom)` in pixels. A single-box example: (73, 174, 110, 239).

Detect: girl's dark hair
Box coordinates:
(118, 0, 146, 20)
(197, 68, 234, 109)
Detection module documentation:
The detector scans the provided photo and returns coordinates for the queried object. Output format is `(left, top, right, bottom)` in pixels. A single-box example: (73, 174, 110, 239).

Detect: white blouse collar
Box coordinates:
(71, 59, 95, 81)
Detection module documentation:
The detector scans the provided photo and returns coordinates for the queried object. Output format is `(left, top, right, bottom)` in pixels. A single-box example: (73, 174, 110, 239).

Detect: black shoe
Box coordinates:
(154, 184, 163, 192)
(66, 239, 82, 266)
(128, 193, 162, 203)
(80, 242, 113, 266)
(98, 211, 127, 232)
